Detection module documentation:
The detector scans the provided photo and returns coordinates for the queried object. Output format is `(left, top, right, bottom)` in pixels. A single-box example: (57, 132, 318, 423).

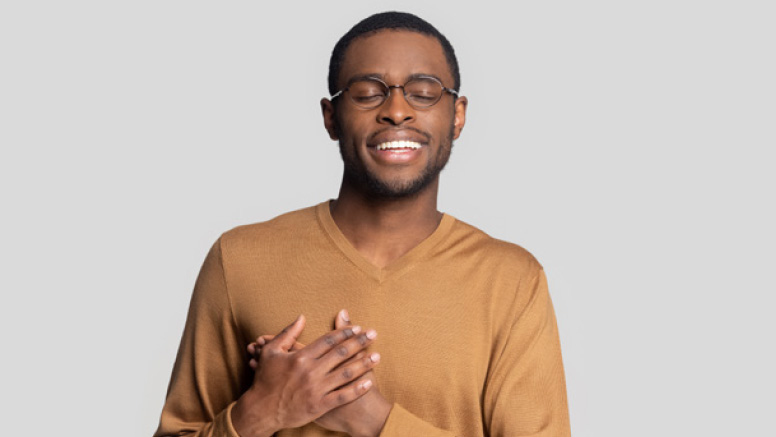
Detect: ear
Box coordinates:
(320, 98, 339, 141)
(452, 96, 468, 140)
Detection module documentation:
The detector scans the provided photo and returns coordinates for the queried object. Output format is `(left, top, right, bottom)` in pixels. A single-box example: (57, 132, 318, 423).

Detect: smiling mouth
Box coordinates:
(375, 140, 423, 151)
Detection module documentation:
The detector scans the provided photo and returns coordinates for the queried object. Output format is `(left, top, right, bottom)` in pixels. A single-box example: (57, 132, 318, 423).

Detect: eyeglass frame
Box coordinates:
(330, 75, 459, 109)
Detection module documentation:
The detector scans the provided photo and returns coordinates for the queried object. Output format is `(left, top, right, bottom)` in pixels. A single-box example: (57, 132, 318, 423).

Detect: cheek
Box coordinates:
(427, 113, 455, 139)
(338, 117, 371, 144)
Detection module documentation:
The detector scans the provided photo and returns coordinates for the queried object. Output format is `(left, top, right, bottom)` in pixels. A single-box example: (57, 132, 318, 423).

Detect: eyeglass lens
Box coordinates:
(348, 78, 443, 109)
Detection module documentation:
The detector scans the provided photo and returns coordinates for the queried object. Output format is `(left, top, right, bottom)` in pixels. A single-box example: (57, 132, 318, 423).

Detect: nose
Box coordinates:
(377, 86, 415, 125)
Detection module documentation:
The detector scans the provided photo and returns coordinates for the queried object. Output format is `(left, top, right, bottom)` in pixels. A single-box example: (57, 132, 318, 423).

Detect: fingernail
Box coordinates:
(362, 380, 373, 390)
(370, 352, 381, 363)
(340, 309, 350, 322)
(351, 325, 362, 334)
(366, 329, 377, 340)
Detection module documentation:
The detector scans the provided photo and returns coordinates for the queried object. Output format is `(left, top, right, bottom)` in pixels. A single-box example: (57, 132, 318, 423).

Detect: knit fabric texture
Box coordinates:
(154, 202, 570, 436)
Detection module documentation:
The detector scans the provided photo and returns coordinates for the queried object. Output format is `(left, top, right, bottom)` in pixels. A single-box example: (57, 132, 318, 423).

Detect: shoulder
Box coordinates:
(446, 215, 543, 274)
(216, 204, 320, 256)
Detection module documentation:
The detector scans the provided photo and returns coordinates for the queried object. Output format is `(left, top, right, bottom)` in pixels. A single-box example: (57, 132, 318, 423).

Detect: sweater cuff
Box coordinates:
(213, 401, 241, 437)
(379, 403, 455, 437)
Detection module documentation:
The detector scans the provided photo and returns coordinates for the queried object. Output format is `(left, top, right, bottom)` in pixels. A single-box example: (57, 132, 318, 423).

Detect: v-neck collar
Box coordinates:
(315, 200, 455, 283)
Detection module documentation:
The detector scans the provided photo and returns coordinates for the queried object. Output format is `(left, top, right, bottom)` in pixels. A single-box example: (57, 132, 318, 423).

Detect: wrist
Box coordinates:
(349, 397, 392, 437)
(231, 387, 280, 437)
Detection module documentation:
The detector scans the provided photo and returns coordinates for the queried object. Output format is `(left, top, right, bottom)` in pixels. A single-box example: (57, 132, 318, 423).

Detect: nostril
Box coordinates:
(377, 92, 416, 125)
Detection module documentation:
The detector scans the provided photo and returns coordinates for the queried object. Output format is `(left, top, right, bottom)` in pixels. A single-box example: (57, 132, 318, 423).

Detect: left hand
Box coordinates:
(247, 310, 392, 437)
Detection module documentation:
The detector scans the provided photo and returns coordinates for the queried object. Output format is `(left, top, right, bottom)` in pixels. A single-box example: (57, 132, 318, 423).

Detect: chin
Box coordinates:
(341, 146, 447, 200)
(362, 172, 437, 199)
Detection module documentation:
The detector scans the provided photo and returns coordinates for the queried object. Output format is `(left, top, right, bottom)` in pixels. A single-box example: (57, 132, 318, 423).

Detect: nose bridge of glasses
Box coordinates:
(379, 84, 415, 122)
(388, 79, 443, 108)
(385, 83, 408, 101)
(384, 84, 414, 108)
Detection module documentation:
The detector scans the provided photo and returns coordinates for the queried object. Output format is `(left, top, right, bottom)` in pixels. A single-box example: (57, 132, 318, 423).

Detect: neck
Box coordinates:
(330, 178, 443, 269)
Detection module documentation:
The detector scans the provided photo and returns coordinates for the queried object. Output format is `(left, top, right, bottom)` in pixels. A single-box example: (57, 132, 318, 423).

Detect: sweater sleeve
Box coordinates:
(154, 237, 248, 437)
(482, 268, 571, 437)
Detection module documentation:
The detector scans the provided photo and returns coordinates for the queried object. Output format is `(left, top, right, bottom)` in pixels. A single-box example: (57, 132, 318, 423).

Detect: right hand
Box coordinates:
(231, 315, 380, 437)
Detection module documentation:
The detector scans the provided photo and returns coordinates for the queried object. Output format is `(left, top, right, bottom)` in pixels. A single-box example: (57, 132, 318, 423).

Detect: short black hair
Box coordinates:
(327, 11, 460, 96)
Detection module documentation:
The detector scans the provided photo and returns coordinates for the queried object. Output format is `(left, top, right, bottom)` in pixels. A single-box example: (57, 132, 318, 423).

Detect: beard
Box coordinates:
(338, 123, 455, 200)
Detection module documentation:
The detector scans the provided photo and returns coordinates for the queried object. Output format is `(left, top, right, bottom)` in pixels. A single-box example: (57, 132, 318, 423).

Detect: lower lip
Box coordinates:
(369, 146, 424, 164)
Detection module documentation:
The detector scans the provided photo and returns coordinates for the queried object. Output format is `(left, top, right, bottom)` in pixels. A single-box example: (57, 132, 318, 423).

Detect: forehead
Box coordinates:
(338, 30, 452, 87)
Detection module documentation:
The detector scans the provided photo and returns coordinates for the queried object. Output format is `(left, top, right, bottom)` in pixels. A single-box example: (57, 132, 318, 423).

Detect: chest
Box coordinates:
(231, 263, 499, 386)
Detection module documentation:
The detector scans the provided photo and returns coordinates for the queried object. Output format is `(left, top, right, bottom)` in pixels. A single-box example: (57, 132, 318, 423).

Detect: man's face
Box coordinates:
(322, 30, 467, 199)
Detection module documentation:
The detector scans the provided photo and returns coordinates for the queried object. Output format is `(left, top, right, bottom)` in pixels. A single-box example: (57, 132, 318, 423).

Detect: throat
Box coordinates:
(347, 226, 439, 269)
(329, 198, 443, 269)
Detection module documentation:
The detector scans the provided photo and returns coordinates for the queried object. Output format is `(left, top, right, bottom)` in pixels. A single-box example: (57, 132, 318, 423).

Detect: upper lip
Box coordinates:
(367, 129, 429, 147)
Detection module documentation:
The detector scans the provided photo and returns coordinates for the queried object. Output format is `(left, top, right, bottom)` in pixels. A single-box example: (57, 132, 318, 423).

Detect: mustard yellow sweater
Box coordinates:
(155, 202, 570, 436)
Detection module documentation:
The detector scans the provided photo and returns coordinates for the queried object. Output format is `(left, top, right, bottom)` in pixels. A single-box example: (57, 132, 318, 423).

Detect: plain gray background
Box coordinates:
(1, 1, 774, 436)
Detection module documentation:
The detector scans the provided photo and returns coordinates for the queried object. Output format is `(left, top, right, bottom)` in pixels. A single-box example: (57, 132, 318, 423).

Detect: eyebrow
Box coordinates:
(345, 73, 445, 85)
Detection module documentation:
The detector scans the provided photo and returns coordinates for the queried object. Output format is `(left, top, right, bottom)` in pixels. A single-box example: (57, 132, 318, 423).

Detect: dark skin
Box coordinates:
(247, 310, 387, 437)
(323, 30, 467, 269)
(231, 315, 380, 436)
(232, 30, 468, 436)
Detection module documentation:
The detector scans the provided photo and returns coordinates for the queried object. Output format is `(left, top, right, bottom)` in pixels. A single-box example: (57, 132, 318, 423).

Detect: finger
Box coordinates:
(337, 358, 379, 389)
(334, 309, 350, 330)
(269, 315, 306, 352)
(330, 350, 366, 371)
(322, 378, 373, 411)
(247, 335, 274, 356)
(248, 339, 305, 358)
(317, 329, 377, 371)
(256, 334, 304, 349)
(324, 351, 380, 392)
(254, 334, 275, 346)
(302, 325, 362, 359)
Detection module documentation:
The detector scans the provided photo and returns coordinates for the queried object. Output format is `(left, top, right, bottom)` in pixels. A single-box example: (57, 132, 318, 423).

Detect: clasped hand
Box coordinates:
(232, 311, 388, 437)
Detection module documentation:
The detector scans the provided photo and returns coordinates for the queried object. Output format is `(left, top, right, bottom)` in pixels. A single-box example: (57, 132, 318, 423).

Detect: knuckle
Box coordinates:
(342, 368, 353, 380)
(304, 399, 317, 415)
(292, 354, 309, 368)
(321, 396, 334, 411)
(357, 334, 368, 346)
(336, 345, 348, 357)
(324, 335, 336, 346)
(336, 392, 347, 405)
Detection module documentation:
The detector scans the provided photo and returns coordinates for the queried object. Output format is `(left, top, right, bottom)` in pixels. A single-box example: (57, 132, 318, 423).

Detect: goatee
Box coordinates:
(338, 123, 455, 200)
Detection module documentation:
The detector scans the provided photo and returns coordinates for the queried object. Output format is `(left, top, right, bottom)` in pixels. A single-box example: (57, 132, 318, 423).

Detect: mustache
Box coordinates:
(367, 127, 431, 143)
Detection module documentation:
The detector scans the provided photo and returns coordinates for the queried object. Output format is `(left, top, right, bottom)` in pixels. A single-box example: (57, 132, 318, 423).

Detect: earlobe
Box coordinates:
(320, 98, 339, 141)
(452, 96, 468, 139)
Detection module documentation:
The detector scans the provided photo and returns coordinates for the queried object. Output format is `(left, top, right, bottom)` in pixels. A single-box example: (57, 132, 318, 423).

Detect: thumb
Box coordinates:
(335, 309, 351, 330)
(274, 315, 306, 351)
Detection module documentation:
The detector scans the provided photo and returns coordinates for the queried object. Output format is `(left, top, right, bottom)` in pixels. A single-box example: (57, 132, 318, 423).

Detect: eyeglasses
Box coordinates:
(331, 76, 459, 109)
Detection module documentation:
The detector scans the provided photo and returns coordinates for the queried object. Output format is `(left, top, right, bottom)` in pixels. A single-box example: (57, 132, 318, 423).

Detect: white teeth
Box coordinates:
(376, 141, 422, 151)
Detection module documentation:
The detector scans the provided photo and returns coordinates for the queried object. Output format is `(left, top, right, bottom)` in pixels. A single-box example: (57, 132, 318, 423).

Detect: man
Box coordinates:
(155, 11, 570, 437)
